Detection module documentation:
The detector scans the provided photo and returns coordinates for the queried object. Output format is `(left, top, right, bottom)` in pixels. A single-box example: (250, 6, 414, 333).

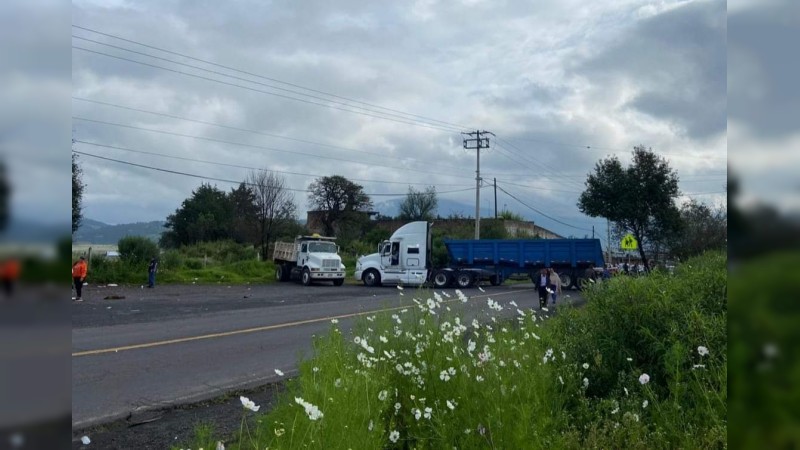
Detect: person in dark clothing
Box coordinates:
(147, 257, 158, 288)
(536, 268, 549, 309)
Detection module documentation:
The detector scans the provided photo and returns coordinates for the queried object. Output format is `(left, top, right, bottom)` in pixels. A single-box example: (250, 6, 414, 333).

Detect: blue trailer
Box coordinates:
(441, 238, 605, 289)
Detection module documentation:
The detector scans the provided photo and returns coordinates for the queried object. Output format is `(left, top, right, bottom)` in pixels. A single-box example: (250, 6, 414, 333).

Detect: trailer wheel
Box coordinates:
(489, 274, 502, 286)
(301, 268, 312, 286)
(558, 271, 572, 290)
(456, 271, 474, 289)
(276, 264, 290, 282)
(362, 269, 381, 287)
(333, 278, 344, 286)
(433, 270, 451, 288)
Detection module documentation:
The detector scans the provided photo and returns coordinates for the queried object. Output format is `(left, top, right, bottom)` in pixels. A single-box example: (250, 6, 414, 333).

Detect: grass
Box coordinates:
(179, 251, 727, 449)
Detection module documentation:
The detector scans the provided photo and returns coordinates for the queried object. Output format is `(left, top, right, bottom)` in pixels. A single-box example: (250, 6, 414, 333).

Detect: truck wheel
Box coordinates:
(456, 271, 474, 289)
(276, 264, 290, 282)
(333, 278, 344, 286)
(301, 268, 312, 286)
(489, 274, 501, 286)
(433, 270, 451, 288)
(363, 269, 381, 287)
(558, 271, 572, 290)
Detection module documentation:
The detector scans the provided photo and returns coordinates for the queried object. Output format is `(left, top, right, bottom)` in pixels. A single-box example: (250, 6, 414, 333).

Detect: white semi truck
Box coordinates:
(354, 221, 432, 287)
(273, 234, 346, 286)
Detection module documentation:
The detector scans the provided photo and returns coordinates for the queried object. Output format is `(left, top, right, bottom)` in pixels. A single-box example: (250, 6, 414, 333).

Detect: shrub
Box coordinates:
(118, 236, 159, 266)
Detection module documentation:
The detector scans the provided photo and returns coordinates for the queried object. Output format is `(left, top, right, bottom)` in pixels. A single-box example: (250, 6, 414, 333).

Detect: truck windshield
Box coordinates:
(307, 242, 337, 254)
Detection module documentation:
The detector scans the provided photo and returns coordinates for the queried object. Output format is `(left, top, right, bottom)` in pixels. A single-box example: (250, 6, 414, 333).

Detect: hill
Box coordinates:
(73, 219, 166, 244)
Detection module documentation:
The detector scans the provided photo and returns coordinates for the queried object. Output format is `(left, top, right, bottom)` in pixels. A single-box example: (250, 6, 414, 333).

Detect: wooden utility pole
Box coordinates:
(462, 130, 494, 239)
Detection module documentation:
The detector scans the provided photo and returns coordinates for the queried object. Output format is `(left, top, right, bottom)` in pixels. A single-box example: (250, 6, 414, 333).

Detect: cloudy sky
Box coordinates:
(68, 0, 728, 238)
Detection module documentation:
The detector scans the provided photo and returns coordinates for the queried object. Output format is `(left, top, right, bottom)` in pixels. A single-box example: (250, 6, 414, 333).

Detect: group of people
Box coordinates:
(535, 268, 562, 309)
(71, 255, 159, 301)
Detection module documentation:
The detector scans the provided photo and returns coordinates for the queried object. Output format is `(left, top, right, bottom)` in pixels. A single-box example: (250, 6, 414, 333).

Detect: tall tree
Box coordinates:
(399, 186, 438, 221)
(72, 153, 84, 234)
(247, 170, 297, 260)
(578, 146, 681, 270)
(308, 175, 372, 236)
(161, 183, 232, 247)
(228, 182, 258, 245)
(668, 200, 727, 260)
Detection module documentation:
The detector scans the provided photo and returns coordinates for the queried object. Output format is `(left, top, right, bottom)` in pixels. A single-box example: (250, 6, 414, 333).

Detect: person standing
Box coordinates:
(536, 268, 549, 309)
(548, 269, 562, 305)
(72, 256, 88, 301)
(147, 257, 158, 288)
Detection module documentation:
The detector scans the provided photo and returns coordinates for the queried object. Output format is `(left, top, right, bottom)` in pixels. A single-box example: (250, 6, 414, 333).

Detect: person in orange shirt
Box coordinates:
(72, 255, 88, 301)
(1, 258, 20, 297)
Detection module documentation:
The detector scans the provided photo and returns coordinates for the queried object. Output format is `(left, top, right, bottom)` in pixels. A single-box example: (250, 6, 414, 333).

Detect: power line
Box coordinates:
(72, 116, 476, 180)
(494, 138, 587, 191)
(72, 97, 466, 174)
(491, 178, 583, 194)
(72, 45, 463, 134)
(73, 140, 473, 187)
(72, 150, 482, 197)
(72, 25, 473, 131)
(494, 183, 592, 232)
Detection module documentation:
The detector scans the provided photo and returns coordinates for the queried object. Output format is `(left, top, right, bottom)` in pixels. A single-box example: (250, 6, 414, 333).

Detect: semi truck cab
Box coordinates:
(355, 222, 431, 287)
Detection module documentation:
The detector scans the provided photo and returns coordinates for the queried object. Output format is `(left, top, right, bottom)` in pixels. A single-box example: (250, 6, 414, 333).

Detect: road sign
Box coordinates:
(620, 234, 638, 250)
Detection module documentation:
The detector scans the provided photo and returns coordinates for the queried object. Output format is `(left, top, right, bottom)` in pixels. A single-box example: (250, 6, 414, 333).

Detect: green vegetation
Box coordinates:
(180, 251, 726, 449)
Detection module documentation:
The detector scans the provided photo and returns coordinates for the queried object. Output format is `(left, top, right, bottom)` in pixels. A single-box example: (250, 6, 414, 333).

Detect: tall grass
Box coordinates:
(181, 251, 727, 449)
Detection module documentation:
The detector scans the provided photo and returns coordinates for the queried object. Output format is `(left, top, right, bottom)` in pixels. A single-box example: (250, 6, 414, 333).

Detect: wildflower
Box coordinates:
(541, 307, 549, 312)
(692, 364, 706, 369)
(395, 363, 404, 373)
(274, 428, 285, 437)
(413, 408, 422, 420)
(397, 285, 404, 291)
(624, 387, 629, 396)
(558, 376, 564, 385)
(330, 318, 338, 324)
(467, 340, 476, 354)
(626, 357, 633, 362)
(583, 377, 589, 388)
(532, 333, 541, 340)
(439, 370, 451, 381)
(447, 400, 456, 410)
(697, 346, 709, 357)
(240, 396, 260, 412)
(419, 318, 426, 326)
(216, 441, 225, 450)
(294, 397, 324, 420)
(354, 336, 361, 345)
(360, 338, 375, 354)
(639, 373, 650, 385)
(517, 309, 525, 317)
(427, 298, 437, 310)
(448, 367, 456, 375)
(313, 367, 319, 373)
(335, 378, 342, 388)
(389, 430, 400, 443)
(368, 420, 374, 431)
(378, 390, 388, 401)
(642, 400, 649, 408)
(394, 402, 401, 413)
(81, 436, 91, 445)
(274, 369, 284, 376)
(424, 407, 433, 419)
(478, 286, 485, 292)
(509, 300, 518, 307)
(379, 335, 388, 343)
(472, 319, 480, 329)
(582, 363, 589, 369)
(476, 375, 484, 382)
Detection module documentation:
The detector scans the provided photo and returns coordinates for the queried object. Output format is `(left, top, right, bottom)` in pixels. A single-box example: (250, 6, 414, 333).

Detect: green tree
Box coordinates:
(399, 186, 438, 221)
(307, 175, 373, 236)
(228, 182, 258, 245)
(578, 145, 681, 270)
(118, 236, 159, 266)
(668, 200, 727, 260)
(161, 183, 233, 247)
(72, 153, 84, 235)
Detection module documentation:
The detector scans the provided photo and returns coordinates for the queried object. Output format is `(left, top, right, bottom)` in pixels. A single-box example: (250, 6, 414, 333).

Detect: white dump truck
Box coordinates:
(273, 234, 346, 286)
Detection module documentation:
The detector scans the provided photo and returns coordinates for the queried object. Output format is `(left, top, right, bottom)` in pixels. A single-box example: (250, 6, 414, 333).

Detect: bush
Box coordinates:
(118, 236, 159, 266)
(178, 240, 256, 263)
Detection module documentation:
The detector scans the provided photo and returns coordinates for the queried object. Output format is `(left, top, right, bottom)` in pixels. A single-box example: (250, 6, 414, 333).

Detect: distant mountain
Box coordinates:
(0, 220, 70, 243)
(73, 219, 166, 244)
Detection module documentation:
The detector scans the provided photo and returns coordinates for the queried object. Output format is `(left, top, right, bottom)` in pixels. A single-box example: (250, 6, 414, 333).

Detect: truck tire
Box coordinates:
(301, 268, 313, 286)
(433, 270, 452, 288)
(489, 274, 502, 286)
(456, 271, 474, 289)
(276, 264, 290, 282)
(558, 271, 572, 290)
(362, 269, 381, 287)
(333, 278, 344, 286)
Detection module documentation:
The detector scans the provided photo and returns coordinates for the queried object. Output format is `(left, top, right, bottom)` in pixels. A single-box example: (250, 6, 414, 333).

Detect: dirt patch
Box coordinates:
(71, 382, 286, 449)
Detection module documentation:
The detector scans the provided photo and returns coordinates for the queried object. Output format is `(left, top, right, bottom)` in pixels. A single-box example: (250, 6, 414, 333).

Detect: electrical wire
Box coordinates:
(494, 183, 592, 231)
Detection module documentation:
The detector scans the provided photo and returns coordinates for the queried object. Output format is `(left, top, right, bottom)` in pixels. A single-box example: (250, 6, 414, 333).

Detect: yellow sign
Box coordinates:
(620, 234, 638, 250)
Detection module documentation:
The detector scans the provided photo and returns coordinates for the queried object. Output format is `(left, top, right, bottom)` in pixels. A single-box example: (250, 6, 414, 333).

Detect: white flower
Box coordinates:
(532, 333, 541, 340)
(360, 338, 375, 354)
(582, 363, 589, 370)
(639, 373, 650, 385)
(240, 396, 260, 412)
(472, 319, 480, 329)
(419, 318, 425, 326)
(274, 369, 284, 376)
(368, 420, 374, 431)
(624, 387, 629, 396)
(476, 375, 484, 382)
(642, 400, 649, 408)
(81, 436, 91, 445)
(380, 335, 388, 343)
(394, 402, 401, 411)
(397, 285, 404, 290)
(583, 377, 589, 388)
(478, 285, 485, 292)
(378, 390, 388, 401)
(389, 430, 400, 443)
(294, 397, 324, 420)
(354, 336, 362, 345)
(334, 378, 342, 388)
(439, 370, 451, 381)
(216, 441, 225, 450)
(558, 376, 564, 385)
(424, 407, 432, 419)
(509, 300, 518, 307)
(447, 400, 456, 410)
(541, 307, 549, 312)
(626, 357, 633, 362)
(312, 367, 319, 373)
(611, 406, 619, 414)
(467, 339, 476, 354)
(692, 364, 706, 369)
(697, 346, 709, 357)
(413, 408, 422, 420)
(448, 367, 456, 376)
(330, 318, 338, 324)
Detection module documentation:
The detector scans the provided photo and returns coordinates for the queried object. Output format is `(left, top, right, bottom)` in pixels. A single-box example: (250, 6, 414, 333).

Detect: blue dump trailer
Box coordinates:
(442, 238, 605, 289)
(355, 221, 605, 289)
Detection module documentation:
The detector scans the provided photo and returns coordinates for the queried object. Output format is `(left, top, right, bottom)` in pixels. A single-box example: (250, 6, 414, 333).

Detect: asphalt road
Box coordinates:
(72, 280, 583, 431)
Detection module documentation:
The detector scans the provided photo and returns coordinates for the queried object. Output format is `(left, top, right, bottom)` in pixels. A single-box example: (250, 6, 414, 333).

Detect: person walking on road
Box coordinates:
(72, 256, 88, 301)
(548, 268, 562, 305)
(536, 268, 549, 309)
(147, 257, 158, 288)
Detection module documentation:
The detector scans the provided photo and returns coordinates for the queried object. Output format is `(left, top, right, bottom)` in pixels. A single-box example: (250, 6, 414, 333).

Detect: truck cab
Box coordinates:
(355, 221, 431, 287)
(274, 235, 346, 286)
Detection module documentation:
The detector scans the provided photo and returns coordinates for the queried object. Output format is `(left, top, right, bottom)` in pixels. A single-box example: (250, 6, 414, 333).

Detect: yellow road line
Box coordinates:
(72, 288, 533, 357)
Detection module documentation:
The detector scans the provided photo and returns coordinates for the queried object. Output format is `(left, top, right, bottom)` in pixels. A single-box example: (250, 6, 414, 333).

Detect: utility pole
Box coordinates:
(463, 130, 494, 239)
(494, 178, 497, 219)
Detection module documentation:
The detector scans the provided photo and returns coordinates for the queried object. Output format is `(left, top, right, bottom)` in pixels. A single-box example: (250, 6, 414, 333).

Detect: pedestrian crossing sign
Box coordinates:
(620, 234, 638, 250)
